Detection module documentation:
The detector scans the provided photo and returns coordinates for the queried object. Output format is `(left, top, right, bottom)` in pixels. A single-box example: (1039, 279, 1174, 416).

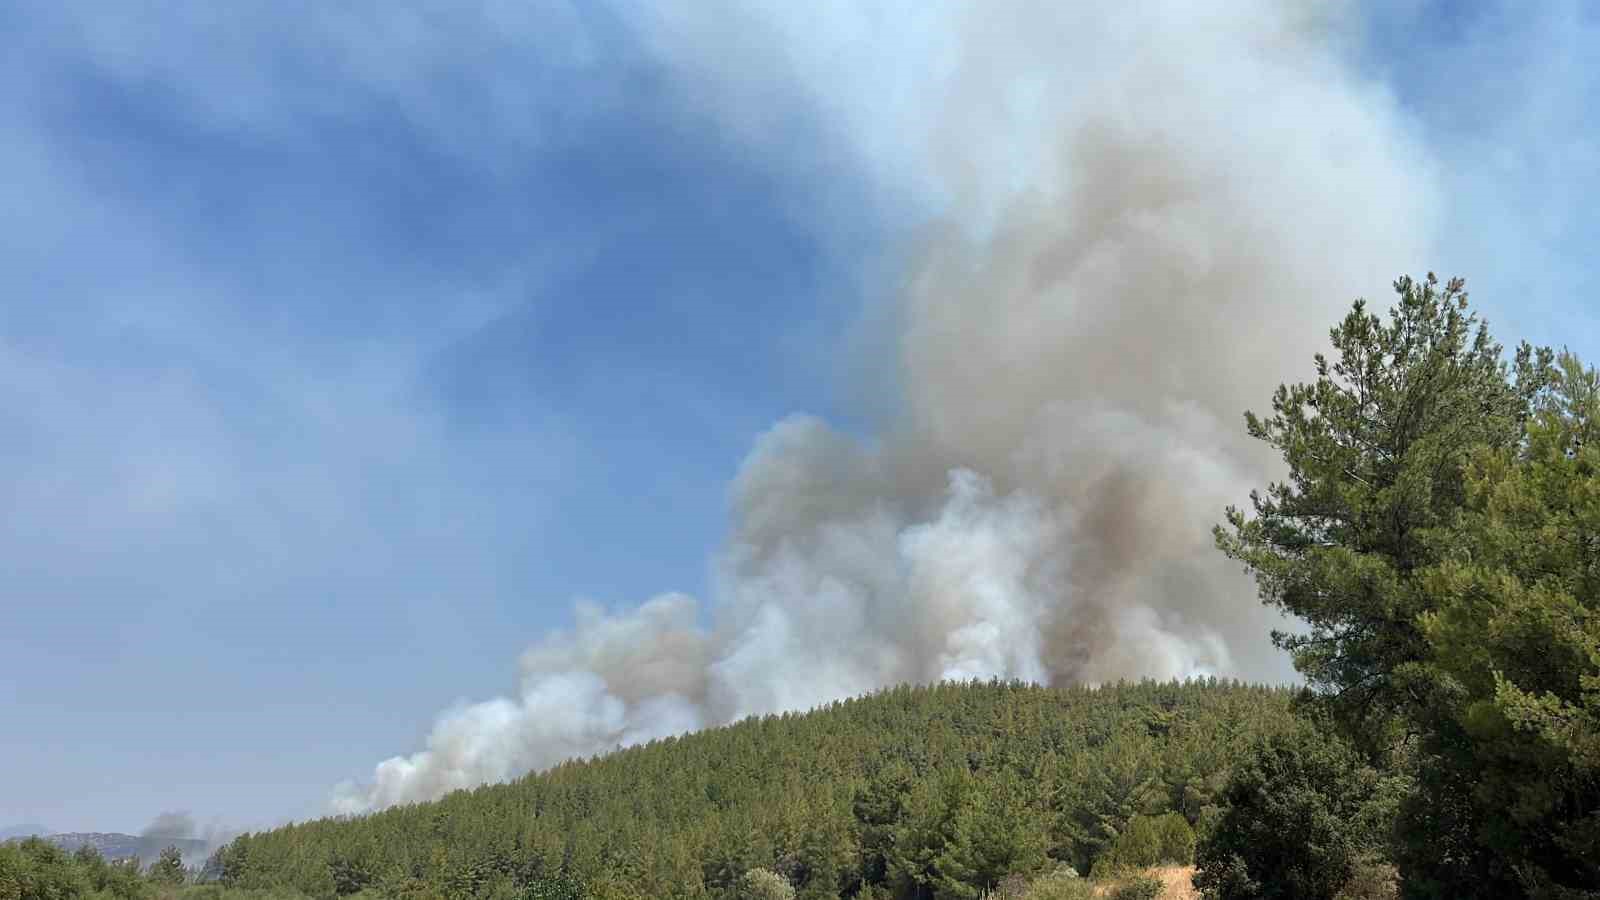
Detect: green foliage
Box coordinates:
(1393, 350, 1600, 897)
(1218, 276, 1600, 897)
(149, 847, 187, 887)
(67, 844, 151, 900)
(170, 889, 311, 900)
(1058, 734, 1165, 872)
(519, 874, 582, 900)
(0, 839, 313, 900)
(0, 838, 91, 900)
(190, 680, 1302, 900)
(1013, 867, 1092, 900)
(1106, 875, 1164, 900)
(915, 768, 1050, 898)
(1094, 811, 1193, 876)
(1151, 813, 1195, 866)
(1094, 816, 1161, 874)
(737, 868, 794, 900)
(327, 851, 376, 897)
(1193, 726, 1385, 900)
(1216, 274, 1551, 751)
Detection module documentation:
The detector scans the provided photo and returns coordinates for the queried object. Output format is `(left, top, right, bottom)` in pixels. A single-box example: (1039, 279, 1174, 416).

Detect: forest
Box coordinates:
(5, 276, 1597, 899)
(5, 679, 1310, 900)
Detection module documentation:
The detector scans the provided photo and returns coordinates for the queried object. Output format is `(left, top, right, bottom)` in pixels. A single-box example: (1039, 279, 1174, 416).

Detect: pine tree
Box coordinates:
(1395, 351, 1600, 897)
(1216, 274, 1550, 752)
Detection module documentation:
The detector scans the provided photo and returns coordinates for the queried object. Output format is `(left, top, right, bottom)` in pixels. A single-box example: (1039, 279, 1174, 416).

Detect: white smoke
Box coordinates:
(333, 0, 1435, 813)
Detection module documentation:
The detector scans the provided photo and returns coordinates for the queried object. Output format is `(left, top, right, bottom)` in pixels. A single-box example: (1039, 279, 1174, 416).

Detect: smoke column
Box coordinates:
(140, 811, 237, 865)
(141, 811, 198, 841)
(333, 0, 1434, 812)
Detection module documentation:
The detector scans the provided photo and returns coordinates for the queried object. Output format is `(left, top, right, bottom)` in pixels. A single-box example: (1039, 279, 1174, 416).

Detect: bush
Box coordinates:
(738, 868, 795, 900)
(1333, 861, 1396, 900)
(983, 873, 1031, 900)
(1193, 728, 1378, 900)
(1094, 811, 1195, 876)
(521, 874, 583, 900)
(1107, 874, 1164, 900)
(1, 838, 89, 900)
(1152, 813, 1195, 865)
(1020, 870, 1093, 900)
(1100, 816, 1164, 872)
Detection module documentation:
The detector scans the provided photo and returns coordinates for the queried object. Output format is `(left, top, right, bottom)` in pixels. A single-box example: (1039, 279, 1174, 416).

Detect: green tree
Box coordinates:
(0, 847, 20, 900)
(1193, 727, 1383, 900)
(931, 770, 1049, 897)
(1393, 350, 1600, 897)
(329, 851, 377, 896)
(1152, 812, 1195, 866)
(1216, 274, 1550, 752)
(1216, 277, 1600, 896)
(1063, 735, 1162, 870)
(1093, 815, 1162, 873)
(854, 761, 916, 887)
(148, 846, 186, 887)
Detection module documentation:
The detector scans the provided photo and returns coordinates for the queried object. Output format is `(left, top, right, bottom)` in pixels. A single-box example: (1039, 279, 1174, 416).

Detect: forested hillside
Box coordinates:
(206, 680, 1301, 899)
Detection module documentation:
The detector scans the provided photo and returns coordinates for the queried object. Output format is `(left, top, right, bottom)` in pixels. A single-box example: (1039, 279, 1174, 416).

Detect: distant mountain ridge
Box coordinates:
(0, 824, 50, 840)
(6, 832, 210, 867)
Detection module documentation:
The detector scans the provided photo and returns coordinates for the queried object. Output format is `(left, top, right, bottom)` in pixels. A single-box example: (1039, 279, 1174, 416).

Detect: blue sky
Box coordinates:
(2, 1, 1596, 833)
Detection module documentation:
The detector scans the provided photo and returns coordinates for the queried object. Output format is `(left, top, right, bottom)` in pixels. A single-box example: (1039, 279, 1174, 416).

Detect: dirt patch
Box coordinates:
(1092, 866, 1199, 899)
(1150, 866, 1199, 899)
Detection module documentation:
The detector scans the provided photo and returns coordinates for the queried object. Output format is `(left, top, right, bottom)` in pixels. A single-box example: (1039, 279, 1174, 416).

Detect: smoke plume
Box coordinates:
(140, 811, 238, 866)
(333, 0, 1434, 812)
(140, 811, 197, 841)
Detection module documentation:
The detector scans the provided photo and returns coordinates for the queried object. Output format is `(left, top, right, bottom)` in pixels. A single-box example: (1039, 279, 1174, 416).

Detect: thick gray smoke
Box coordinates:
(333, 0, 1434, 812)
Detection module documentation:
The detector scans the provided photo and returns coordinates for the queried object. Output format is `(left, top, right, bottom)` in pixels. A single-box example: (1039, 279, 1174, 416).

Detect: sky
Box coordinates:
(1, 1, 1596, 835)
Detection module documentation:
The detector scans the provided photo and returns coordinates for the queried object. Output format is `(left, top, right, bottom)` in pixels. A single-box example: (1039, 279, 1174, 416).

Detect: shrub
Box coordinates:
(1020, 870, 1093, 900)
(1094, 811, 1196, 877)
(1333, 861, 1396, 900)
(1152, 813, 1195, 865)
(982, 873, 1031, 900)
(1101, 817, 1164, 872)
(521, 874, 583, 900)
(1193, 728, 1377, 900)
(738, 868, 795, 900)
(1107, 874, 1164, 900)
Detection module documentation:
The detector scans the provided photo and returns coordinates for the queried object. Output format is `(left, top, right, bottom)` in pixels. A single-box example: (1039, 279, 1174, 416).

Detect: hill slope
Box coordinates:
(215, 679, 1309, 899)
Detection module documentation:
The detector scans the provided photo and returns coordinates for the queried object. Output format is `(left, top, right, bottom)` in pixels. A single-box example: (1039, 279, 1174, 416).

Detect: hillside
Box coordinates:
(213, 679, 1311, 899)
